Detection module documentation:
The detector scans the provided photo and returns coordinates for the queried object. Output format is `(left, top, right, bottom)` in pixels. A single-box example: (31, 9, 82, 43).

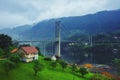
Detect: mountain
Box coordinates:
(0, 9, 120, 40)
(0, 25, 32, 40)
(22, 9, 120, 40)
(0, 9, 120, 65)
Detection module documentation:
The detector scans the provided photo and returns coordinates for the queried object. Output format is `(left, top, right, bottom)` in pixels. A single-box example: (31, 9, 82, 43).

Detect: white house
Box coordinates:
(11, 46, 39, 62)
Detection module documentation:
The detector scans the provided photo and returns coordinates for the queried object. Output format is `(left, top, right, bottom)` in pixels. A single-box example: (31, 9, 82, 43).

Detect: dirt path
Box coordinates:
(0, 58, 6, 60)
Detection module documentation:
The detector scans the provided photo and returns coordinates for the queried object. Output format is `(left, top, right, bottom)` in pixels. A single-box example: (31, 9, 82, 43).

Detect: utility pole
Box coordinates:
(89, 35, 93, 63)
(43, 41, 46, 56)
(89, 35, 93, 47)
(54, 21, 61, 57)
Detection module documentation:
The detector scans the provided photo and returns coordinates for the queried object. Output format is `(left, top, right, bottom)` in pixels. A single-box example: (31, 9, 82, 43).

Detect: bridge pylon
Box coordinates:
(54, 21, 61, 58)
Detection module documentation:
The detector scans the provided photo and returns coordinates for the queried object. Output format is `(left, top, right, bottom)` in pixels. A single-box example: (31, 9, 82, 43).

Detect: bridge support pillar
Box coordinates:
(55, 21, 61, 57)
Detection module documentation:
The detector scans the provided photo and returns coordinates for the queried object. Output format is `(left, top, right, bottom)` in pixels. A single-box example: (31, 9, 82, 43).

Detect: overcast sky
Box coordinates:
(0, 0, 120, 29)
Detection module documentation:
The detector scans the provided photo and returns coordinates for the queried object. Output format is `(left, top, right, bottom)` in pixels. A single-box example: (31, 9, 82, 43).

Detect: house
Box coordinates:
(11, 46, 39, 62)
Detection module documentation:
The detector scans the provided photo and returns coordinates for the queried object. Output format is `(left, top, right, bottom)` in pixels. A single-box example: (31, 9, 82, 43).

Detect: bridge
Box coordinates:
(17, 21, 120, 64)
(17, 21, 76, 57)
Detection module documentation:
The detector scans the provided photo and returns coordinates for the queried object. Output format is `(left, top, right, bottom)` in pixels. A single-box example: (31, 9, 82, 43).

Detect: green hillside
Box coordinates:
(0, 56, 93, 80)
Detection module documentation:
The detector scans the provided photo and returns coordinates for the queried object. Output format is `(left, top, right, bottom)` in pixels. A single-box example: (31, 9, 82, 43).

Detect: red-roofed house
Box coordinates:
(12, 46, 39, 62)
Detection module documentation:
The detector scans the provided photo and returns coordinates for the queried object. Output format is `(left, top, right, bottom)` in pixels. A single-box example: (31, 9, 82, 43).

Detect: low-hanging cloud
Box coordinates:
(0, 0, 120, 28)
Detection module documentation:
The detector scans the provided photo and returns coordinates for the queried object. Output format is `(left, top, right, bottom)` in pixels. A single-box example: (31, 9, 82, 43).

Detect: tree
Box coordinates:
(9, 54, 20, 65)
(36, 47, 42, 56)
(0, 34, 12, 49)
(12, 40, 19, 47)
(3, 60, 16, 75)
(0, 34, 13, 57)
(0, 48, 4, 56)
(58, 60, 68, 71)
(33, 60, 43, 76)
(50, 61, 58, 69)
(79, 67, 88, 78)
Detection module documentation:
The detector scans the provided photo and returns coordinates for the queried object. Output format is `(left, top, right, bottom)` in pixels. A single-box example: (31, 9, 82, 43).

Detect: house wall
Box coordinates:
(17, 49, 38, 62)
(34, 55, 38, 60)
(17, 49, 26, 57)
(25, 54, 35, 58)
(26, 58, 33, 62)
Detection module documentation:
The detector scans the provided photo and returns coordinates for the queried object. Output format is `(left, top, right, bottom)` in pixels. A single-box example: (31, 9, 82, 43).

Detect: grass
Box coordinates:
(0, 56, 93, 80)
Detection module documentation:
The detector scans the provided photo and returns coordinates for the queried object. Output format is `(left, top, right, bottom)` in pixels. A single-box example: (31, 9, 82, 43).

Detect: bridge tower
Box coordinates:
(55, 21, 61, 57)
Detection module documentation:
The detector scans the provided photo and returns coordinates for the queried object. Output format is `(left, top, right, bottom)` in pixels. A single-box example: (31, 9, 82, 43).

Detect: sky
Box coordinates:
(0, 0, 120, 29)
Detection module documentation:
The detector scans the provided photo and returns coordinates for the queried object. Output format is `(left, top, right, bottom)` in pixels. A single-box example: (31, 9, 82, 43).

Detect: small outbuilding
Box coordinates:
(51, 56, 57, 61)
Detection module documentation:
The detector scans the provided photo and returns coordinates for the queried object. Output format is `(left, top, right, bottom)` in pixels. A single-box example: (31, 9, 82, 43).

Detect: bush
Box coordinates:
(58, 60, 68, 71)
(71, 64, 78, 72)
(9, 54, 20, 64)
(50, 61, 58, 69)
(79, 67, 88, 77)
(3, 60, 16, 75)
(44, 57, 51, 61)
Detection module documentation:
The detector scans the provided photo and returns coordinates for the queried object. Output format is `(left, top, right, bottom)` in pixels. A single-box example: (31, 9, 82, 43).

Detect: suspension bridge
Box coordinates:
(17, 21, 78, 57)
(18, 21, 120, 57)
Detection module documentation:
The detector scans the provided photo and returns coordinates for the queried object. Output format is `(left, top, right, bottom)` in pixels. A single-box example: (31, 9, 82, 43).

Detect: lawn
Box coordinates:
(0, 56, 93, 80)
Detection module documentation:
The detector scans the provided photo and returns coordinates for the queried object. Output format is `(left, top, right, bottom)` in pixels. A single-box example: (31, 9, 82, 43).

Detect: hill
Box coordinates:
(0, 25, 32, 40)
(0, 56, 93, 80)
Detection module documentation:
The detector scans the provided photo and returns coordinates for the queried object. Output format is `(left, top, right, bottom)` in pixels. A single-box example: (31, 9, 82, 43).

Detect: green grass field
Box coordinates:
(0, 56, 93, 80)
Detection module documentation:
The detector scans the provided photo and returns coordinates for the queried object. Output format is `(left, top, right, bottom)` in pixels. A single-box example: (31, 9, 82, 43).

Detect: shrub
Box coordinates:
(58, 60, 68, 71)
(44, 57, 51, 61)
(50, 61, 58, 69)
(9, 54, 20, 64)
(79, 67, 88, 77)
(71, 64, 78, 72)
(3, 60, 16, 75)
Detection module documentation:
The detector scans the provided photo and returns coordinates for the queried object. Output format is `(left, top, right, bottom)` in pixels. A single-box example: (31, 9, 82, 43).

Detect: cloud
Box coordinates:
(0, 0, 120, 28)
(0, 12, 32, 28)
